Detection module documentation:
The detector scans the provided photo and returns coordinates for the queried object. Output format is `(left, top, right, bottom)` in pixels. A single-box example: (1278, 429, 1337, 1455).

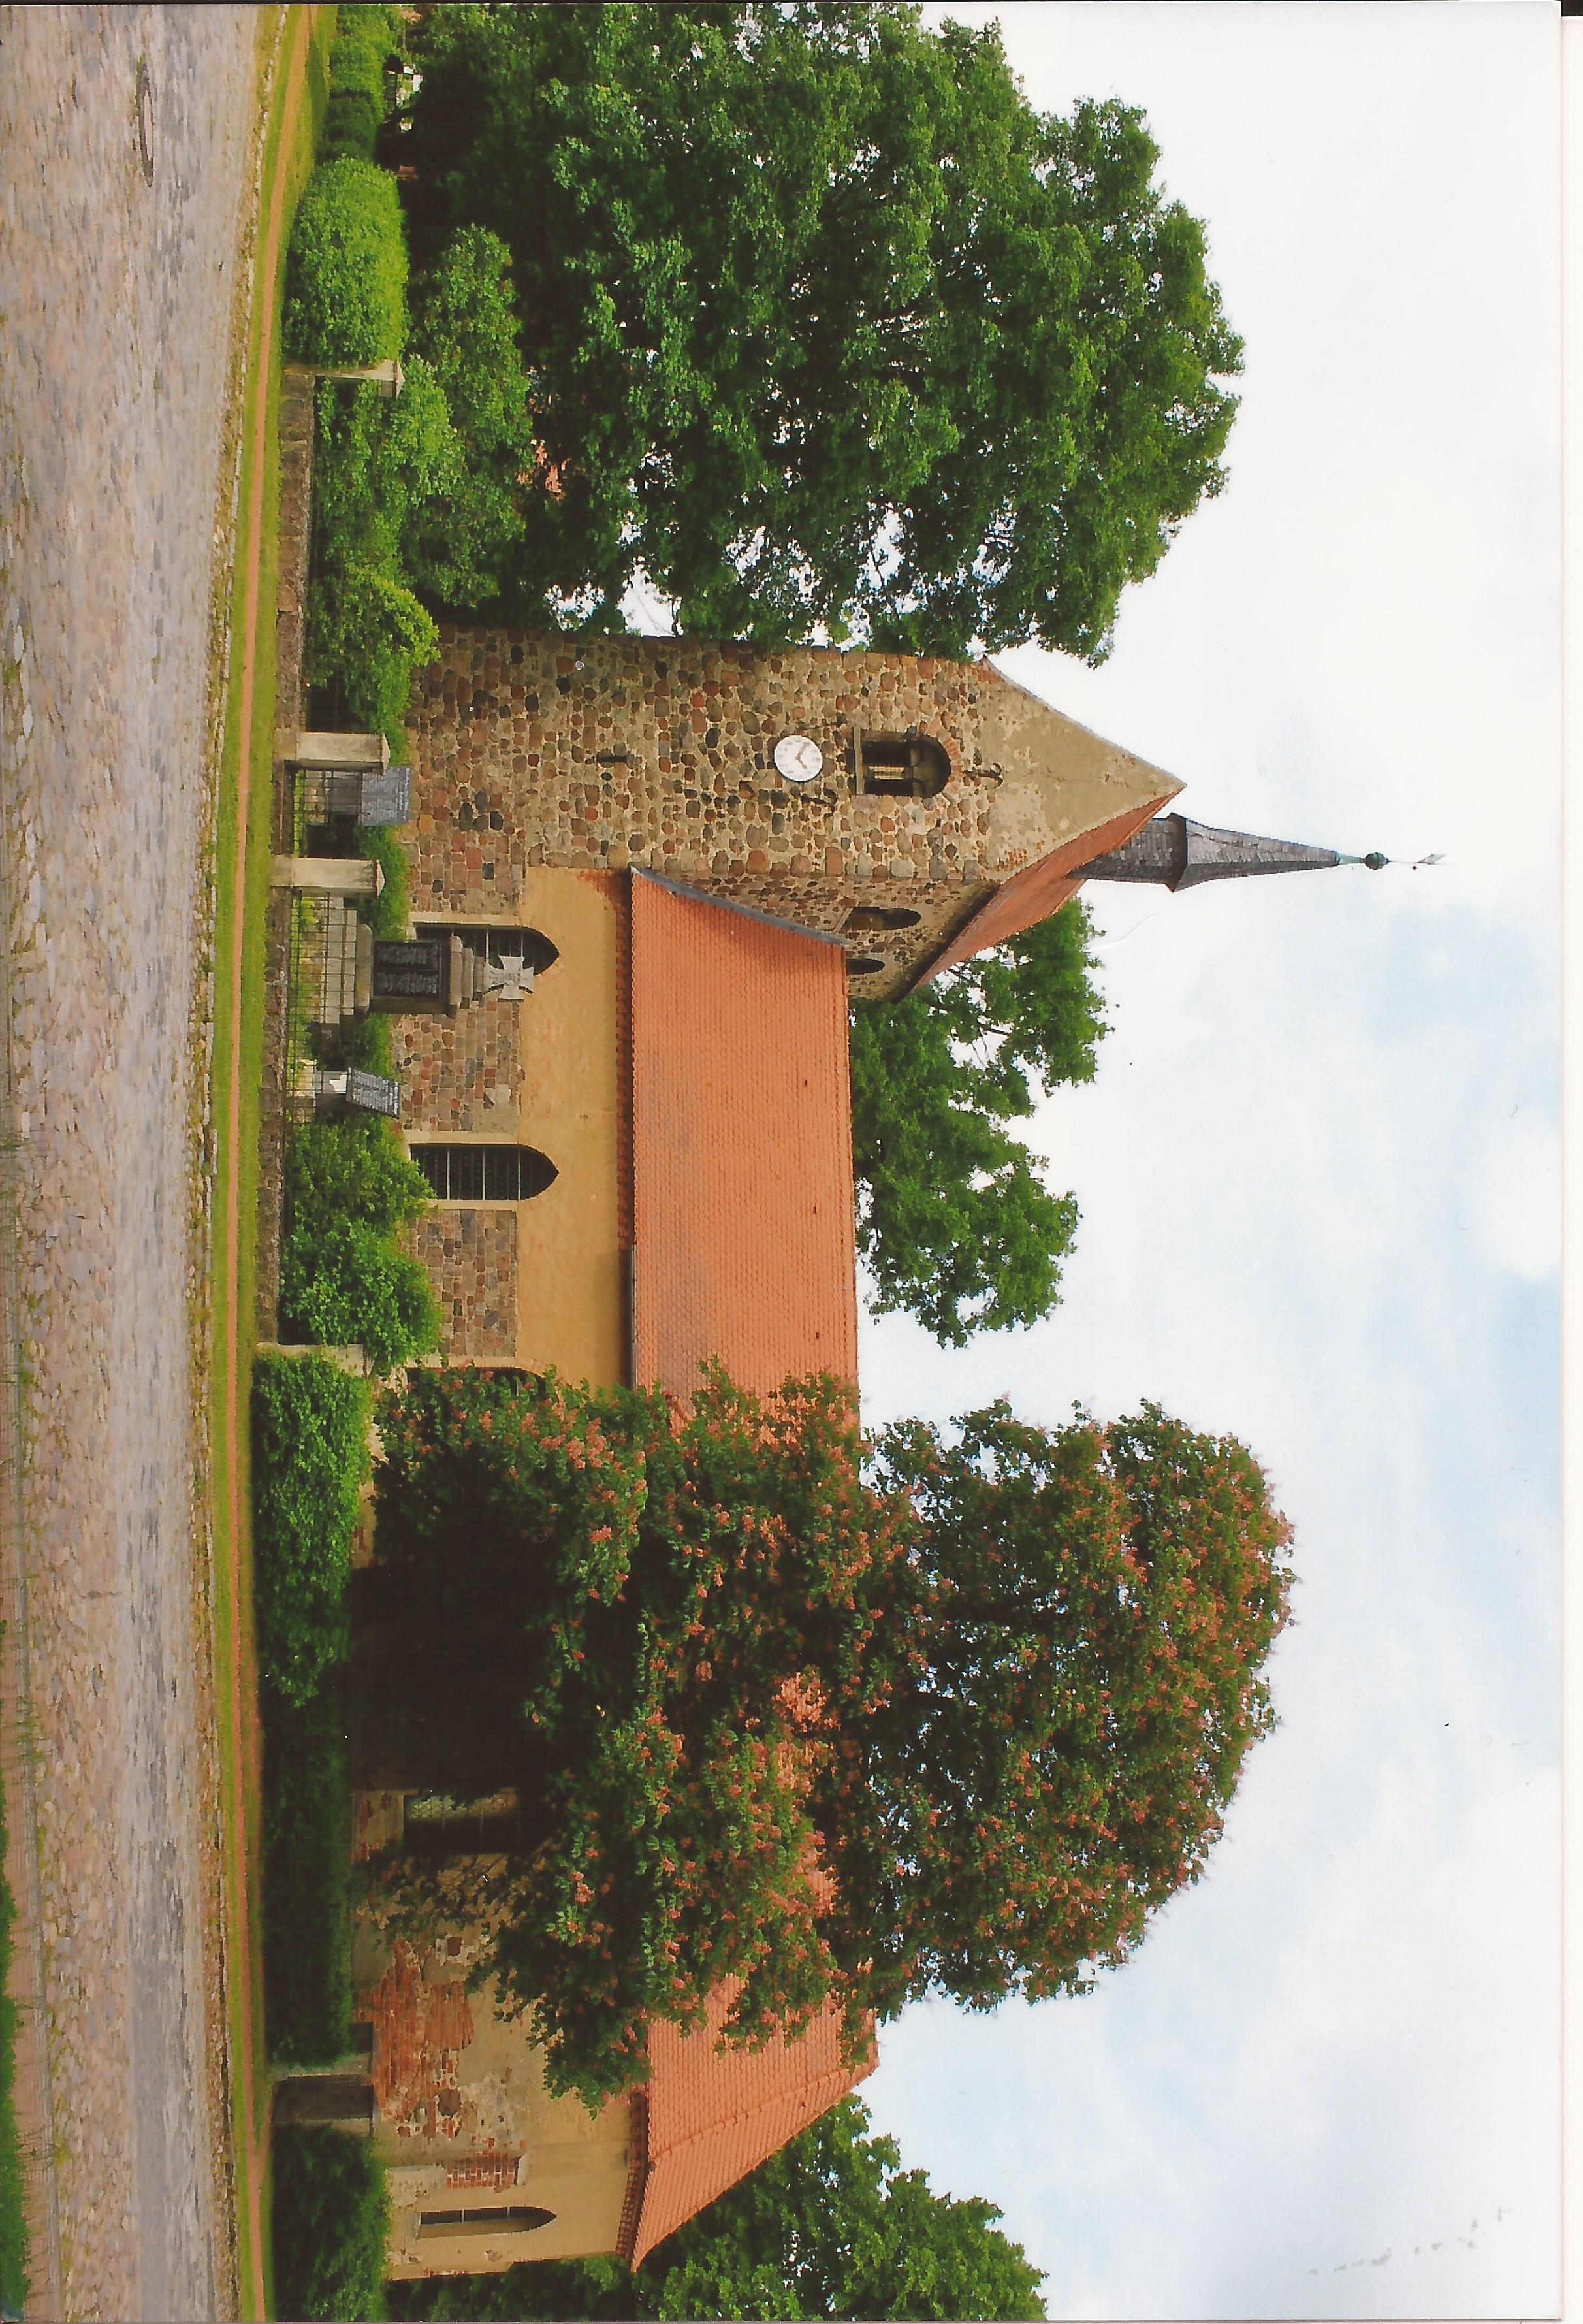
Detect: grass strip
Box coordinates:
(207, 8, 335, 2315)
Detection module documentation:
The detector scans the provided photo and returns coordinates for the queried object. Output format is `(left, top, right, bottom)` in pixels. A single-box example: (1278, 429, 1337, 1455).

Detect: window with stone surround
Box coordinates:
(410, 1145, 558, 1202)
(415, 924, 560, 976)
(858, 732, 950, 797)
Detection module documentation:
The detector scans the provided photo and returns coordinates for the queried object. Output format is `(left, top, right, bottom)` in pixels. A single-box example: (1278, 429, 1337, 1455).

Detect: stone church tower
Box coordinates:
(402, 628, 1183, 1001)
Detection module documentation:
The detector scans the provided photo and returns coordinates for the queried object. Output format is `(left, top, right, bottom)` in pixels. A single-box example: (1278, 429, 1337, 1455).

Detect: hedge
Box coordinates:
(284, 157, 408, 367)
(272, 2124, 391, 2321)
(252, 1353, 371, 1707)
(308, 556, 439, 740)
(263, 1683, 355, 2067)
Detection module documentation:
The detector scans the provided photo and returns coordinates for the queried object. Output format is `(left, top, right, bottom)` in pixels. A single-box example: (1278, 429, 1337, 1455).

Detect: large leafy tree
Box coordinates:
(387, 2097, 1046, 2321)
(368, 1366, 1292, 2103)
(401, 1, 1243, 651)
(850, 905, 1109, 1344)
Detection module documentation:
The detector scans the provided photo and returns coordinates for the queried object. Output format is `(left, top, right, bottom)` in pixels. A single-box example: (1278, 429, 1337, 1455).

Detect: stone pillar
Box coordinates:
(308, 356, 404, 398)
(274, 2074, 377, 2136)
(277, 728, 392, 771)
(271, 855, 385, 899)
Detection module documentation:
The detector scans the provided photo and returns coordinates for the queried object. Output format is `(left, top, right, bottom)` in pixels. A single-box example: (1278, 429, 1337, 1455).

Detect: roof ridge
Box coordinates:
(632, 868, 846, 947)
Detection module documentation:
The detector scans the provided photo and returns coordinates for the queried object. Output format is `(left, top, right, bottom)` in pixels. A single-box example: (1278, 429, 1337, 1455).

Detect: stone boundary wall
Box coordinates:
(254, 363, 318, 1340)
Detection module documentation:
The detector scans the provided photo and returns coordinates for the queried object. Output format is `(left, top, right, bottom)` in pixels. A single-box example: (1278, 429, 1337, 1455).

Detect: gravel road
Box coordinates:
(0, 8, 261, 2315)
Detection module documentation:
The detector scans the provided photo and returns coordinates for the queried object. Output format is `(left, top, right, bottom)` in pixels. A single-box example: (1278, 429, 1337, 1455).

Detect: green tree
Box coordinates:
(406, 224, 538, 607)
(272, 2126, 390, 2322)
(850, 906, 1108, 1344)
(369, 1368, 1292, 2102)
(387, 2097, 1046, 2321)
(402, 2, 1241, 653)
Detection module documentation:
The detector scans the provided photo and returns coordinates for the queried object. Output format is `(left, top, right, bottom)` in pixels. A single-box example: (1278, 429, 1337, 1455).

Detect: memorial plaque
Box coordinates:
(345, 1070, 402, 1118)
(359, 765, 413, 826)
(371, 938, 446, 1003)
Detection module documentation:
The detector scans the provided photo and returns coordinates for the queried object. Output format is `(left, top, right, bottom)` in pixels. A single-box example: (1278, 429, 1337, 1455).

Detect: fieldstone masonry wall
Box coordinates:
(406, 631, 1034, 999)
(406, 1210, 519, 1359)
(392, 1005, 522, 1137)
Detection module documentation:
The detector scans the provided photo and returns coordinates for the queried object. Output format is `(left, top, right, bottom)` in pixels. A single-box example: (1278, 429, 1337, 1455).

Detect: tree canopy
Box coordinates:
(368, 1364, 1292, 2103)
(387, 2097, 1046, 2321)
(400, 1, 1243, 653)
(850, 904, 1109, 1344)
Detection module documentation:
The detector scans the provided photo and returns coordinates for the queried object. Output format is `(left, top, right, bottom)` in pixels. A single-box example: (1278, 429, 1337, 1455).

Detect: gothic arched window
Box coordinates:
(409, 1146, 558, 1202)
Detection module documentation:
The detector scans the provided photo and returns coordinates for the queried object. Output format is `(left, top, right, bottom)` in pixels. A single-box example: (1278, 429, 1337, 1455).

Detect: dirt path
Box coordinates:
(0, 8, 268, 2315)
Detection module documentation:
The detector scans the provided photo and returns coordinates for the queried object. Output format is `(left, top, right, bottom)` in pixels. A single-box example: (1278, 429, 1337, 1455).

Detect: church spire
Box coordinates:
(1076, 812, 1388, 891)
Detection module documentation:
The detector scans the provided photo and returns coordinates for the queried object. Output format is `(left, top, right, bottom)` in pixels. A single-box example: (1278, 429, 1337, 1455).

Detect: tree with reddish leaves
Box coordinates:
(371, 1368, 1292, 2103)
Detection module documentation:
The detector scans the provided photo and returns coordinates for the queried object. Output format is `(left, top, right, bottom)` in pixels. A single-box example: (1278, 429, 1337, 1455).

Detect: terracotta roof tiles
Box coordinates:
(628, 875, 859, 1401)
(623, 1983, 877, 2265)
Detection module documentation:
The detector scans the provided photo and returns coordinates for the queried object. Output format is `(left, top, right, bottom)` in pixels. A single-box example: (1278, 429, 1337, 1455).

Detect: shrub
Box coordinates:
(355, 821, 411, 942)
(263, 1684, 354, 2066)
(252, 1355, 372, 1705)
(322, 83, 385, 163)
(340, 1012, 394, 1076)
(287, 1118, 431, 1244)
(309, 557, 439, 737)
(281, 1216, 440, 1376)
(284, 157, 408, 367)
(272, 2124, 390, 2321)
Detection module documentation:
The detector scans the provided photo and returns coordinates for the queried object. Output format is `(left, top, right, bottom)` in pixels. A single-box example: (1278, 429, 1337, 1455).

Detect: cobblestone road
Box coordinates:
(0, 9, 261, 2316)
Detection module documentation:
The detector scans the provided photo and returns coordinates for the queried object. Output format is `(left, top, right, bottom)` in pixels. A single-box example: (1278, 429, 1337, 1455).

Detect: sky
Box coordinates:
(842, 8, 1564, 2321)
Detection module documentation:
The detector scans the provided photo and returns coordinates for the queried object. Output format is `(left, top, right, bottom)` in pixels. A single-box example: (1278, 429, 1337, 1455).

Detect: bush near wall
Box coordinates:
(279, 1121, 439, 1375)
(284, 155, 408, 367)
(322, 4, 404, 162)
(272, 2123, 391, 2321)
(250, 1357, 366, 2062)
(263, 1681, 355, 2067)
(252, 1353, 371, 1707)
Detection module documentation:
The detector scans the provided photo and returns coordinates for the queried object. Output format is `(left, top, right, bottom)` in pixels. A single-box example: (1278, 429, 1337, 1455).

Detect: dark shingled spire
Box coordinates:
(1076, 812, 1387, 890)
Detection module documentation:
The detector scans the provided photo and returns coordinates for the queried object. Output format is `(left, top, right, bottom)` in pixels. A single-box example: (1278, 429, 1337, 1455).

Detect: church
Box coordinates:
(333, 626, 1376, 2280)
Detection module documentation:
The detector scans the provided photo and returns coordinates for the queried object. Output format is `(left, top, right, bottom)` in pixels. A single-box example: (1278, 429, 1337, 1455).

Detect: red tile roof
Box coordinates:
(628, 875, 859, 1401)
(908, 792, 1178, 990)
(621, 1983, 878, 2266)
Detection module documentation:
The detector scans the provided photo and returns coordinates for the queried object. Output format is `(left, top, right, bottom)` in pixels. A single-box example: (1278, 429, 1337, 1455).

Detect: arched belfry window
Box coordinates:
(844, 905, 921, 933)
(410, 1146, 558, 1202)
(857, 732, 950, 798)
(417, 925, 560, 976)
(846, 955, 886, 978)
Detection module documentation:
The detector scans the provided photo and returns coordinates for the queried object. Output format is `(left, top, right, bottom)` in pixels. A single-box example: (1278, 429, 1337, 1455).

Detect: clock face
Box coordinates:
(773, 733, 823, 783)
